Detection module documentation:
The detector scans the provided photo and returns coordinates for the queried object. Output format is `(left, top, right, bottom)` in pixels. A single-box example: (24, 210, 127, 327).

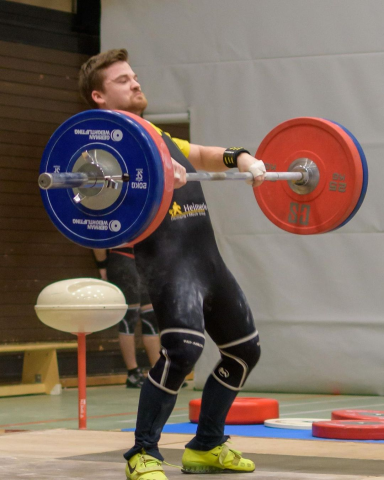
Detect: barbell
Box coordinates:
(38, 110, 368, 248)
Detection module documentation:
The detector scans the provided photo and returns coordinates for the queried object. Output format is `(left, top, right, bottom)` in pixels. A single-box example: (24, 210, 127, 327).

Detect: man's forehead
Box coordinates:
(104, 61, 134, 81)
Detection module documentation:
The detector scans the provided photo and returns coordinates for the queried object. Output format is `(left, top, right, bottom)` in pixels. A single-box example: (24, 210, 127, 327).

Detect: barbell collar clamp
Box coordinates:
(82, 150, 99, 165)
(73, 192, 86, 204)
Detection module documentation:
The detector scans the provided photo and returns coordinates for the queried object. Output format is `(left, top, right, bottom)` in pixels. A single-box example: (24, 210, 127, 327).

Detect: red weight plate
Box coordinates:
(115, 110, 174, 245)
(332, 410, 384, 421)
(312, 420, 384, 440)
(254, 118, 363, 234)
(189, 397, 279, 425)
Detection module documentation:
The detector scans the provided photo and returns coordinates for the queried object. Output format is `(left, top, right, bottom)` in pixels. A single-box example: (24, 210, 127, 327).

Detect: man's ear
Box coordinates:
(91, 90, 104, 107)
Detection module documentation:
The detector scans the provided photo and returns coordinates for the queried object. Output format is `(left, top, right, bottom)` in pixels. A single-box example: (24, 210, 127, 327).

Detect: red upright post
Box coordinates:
(77, 332, 87, 429)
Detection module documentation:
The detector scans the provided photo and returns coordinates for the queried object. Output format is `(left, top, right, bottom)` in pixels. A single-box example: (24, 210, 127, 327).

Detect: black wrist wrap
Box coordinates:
(223, 147, 251, 168)
(95, 258, 108, 269)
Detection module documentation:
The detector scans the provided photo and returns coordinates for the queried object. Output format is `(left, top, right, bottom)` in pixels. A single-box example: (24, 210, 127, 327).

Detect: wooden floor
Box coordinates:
(1, 384, 384, 478)
(1, 429, 384, 479)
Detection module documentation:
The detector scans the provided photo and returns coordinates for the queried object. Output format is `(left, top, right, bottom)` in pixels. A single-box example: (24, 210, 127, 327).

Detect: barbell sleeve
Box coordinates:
(39, 172, 94, 190)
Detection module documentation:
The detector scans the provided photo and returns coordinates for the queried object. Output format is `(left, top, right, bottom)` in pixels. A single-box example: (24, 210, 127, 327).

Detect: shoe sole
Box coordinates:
(181, 466, 254, 474)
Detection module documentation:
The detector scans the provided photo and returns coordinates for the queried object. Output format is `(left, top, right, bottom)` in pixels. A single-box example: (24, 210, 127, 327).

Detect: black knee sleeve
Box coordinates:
(212, 331, 261, 391)
(148, 329, 205, 394)
(140, 307, 159, 335)
(118, 308, 140, 335)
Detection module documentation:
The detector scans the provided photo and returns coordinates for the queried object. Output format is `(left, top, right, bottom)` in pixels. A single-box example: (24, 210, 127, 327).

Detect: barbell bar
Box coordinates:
(38, 110, 368, 248)
(38, 169, 308, 190)
(187, 171, 306, 182)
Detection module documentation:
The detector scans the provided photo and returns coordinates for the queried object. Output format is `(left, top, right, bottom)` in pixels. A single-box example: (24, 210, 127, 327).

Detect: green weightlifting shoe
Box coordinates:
(181, 443, 255, 474)
(126, 451, 167, 480)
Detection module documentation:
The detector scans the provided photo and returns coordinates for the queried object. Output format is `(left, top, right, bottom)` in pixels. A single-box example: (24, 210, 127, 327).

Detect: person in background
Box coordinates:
(93, 247, 160, 388)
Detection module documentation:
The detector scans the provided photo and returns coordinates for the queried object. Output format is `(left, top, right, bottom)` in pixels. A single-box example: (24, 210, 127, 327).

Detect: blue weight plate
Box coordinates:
(40, 110, 165, 248)
(328, 120, 368, 230)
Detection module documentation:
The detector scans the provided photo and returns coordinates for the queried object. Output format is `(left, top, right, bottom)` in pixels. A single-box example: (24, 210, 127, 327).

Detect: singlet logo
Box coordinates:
(218, 367, 230, 378)
(168, 201, 208, 221)
(169, 202, 183, 217)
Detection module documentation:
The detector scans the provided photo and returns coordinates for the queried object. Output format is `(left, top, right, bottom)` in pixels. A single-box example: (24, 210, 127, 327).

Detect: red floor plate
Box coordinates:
(312, 420, 384, 440)
(332, 409, 384, 421)
(189, 397, 279, 425)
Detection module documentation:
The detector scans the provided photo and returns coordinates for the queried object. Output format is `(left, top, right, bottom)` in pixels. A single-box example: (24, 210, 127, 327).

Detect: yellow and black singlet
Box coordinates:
(134, 128, 256, 344)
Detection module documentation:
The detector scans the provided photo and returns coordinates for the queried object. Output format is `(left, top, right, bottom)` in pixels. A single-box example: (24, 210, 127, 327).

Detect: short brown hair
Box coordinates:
(79, 48, 129, 108)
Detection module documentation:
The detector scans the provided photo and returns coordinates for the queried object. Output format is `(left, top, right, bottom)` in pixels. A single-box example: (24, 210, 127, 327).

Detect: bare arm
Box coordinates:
(93, 248, 108, 280)
(187, 144, 265, 187)
(188, 144, 227, 172)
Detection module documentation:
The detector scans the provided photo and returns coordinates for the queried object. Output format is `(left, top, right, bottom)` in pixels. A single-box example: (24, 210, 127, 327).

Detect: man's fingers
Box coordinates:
(172, 158, 187, 189)
(246, 159, 266, 187)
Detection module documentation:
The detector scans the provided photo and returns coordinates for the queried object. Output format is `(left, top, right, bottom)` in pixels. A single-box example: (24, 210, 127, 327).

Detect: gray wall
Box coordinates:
(101, 0, 384, 394)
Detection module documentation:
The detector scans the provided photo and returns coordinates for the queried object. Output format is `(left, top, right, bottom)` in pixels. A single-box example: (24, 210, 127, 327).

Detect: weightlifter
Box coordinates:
(79, 48, 266, 480)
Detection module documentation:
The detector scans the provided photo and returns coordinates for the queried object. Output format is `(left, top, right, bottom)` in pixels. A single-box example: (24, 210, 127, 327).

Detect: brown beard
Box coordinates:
(128, 94, 148, 116)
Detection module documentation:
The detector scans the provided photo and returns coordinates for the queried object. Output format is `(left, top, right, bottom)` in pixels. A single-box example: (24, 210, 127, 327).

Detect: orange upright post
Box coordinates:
(77, 332, 87, 429)
(34, 279, 128, 429)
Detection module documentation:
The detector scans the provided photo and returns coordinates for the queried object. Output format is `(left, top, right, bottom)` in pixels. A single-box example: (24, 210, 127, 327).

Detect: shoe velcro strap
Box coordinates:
(219, 445, 242, 467)
(218, 445, 229, 466)
(136, 465, 164, 474)
(164, 460, 182, 469)
(136, 455, 164, 474)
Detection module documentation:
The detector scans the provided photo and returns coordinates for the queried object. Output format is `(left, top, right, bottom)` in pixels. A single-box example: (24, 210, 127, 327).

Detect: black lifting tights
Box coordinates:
(185, 374, 238, 451)
(123, 379, 177, 461)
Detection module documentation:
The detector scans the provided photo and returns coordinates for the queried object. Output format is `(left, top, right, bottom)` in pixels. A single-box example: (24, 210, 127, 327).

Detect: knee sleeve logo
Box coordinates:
(218, 367, 230, 378)
(183, 339, 204, 349)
